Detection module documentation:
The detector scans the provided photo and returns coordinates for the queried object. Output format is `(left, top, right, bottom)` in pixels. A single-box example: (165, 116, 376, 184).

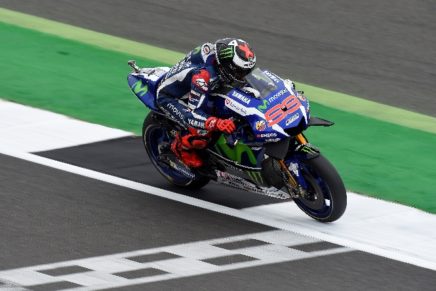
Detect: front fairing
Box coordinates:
(215, 69, 310, 145)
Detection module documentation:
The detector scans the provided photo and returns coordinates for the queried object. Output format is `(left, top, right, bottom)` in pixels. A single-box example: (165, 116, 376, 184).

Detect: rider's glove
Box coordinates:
(205, 117, 236, 134)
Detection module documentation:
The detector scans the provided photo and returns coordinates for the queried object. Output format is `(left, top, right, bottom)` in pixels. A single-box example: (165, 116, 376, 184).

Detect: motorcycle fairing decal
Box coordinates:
(246, 170, 265, 185)
(212, 93, 288, 137)
(214, 135, 258, 166)
(168, 159, 196, 179)
(286, 157, 308, 190)
(128, 75, 158, 111)
(208, 149, 261, 170)
(264, 95, 302, 126)
(216, 171, 291, 199)
(257, 99, 269, 111)
(131, 80, 149, 97)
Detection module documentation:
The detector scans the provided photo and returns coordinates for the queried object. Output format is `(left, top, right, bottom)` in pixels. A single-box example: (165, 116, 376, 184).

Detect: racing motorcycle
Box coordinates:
(127, 60, 347, 222)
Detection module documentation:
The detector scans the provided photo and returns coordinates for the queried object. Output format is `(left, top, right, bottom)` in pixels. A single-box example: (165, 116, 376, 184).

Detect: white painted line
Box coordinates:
(242, 197, 436, 268)
(1, 100, 435, 272)
(0, 99, 132, 152)
(0, 147, 435, 272)
(0, 279, 27, 291)
(0, 230, 350, 290)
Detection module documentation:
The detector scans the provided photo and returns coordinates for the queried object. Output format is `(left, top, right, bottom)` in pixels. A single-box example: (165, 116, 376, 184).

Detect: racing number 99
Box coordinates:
(265, 95, 301, 126)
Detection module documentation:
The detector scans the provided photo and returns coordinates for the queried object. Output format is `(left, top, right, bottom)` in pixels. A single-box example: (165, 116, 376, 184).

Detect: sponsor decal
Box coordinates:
(188, 118, 205, 128)
(256, 132, 278, 138)
(202, 44, 211, 54)
(192, 70, 210, 92)
(297, 144, 319, 154)
(288, 162, 300, 177)
(264, 95, 302, 126)
(169, 160, 196, 179)
(264, 71, 281, 84)
(268, 89, 287, 103)
(285, 113, 300, 126)
(247, 170, 264, 185)
(255, 120, 266, 131)
(206, 117, 217, 129)
(214, 135, 257, 166)
(225, 98, 247, 115)
(166, 103, 185, 121)
(190, 90, 201, 98)
(264, 138, 281, 143)
(231, 91, 251, 104)
(195, 78, 208, 91)
(257, 99, 269, 111)
(131, 80, 148, 97)
(219, 47, 234, 59)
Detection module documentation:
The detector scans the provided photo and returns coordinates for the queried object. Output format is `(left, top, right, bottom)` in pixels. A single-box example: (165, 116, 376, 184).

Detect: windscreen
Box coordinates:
(244, 68, 278, 98)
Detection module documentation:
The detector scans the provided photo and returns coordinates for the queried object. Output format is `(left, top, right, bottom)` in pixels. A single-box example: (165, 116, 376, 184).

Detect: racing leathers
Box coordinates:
(156, 43, 236, 168)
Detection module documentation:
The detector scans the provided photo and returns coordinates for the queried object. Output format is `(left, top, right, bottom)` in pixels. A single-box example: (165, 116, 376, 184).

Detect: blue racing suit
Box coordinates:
(156, 43, 221, 129)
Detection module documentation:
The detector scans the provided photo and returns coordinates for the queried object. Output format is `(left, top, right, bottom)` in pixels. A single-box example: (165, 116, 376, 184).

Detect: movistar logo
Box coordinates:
(220, 47, 234, 59)
(215, 135, 257, 166)
(257, 99, 269, 111)
(132, 80, 148, 97)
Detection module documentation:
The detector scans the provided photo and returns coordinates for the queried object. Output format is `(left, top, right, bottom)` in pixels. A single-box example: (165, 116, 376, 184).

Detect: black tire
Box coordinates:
(142, 113, 210, 190)
(293, 154, 347, 222)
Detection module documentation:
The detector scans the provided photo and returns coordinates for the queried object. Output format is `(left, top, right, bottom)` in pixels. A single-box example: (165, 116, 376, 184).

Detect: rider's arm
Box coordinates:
(186, 68, 212, 128)
(188, 68, 235, 134)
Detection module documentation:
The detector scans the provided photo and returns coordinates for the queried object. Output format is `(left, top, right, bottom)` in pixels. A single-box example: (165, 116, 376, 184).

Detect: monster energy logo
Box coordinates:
(220, 47, 234, 59)
(131, 80, 148, 97)
(247, 171, 264, 184)
(298, 144, 318, 154)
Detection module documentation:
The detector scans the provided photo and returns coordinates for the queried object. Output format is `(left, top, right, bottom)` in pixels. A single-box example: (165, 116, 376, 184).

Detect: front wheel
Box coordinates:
(142, 113, 210, 190)
(293, 154, 347, 222)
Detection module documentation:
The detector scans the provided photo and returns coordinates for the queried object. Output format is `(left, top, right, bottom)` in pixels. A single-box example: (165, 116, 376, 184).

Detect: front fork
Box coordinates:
(295, 133, 308, 145)
(280, 133, 315, 197)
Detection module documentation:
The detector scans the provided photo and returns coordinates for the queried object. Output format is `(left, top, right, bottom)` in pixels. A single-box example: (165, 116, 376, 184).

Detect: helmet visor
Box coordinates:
(227, 63, 254, 82)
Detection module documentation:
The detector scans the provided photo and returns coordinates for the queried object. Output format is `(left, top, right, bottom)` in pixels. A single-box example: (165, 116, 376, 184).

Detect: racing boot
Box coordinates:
(171, 128, 209, 168)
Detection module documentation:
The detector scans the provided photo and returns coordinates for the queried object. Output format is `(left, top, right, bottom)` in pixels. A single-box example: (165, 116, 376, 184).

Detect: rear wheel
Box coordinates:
(293, 154, 347, 222)
(142, 113, 210, 190)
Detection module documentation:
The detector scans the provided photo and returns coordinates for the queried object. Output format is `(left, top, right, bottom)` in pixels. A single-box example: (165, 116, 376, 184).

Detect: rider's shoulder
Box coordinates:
(200, 42, 216, 64)
(199, 42, 215, 55)
(190, 42, 216, 65)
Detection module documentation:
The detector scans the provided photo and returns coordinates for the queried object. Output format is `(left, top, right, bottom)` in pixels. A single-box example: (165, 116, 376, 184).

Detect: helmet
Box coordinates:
(215, 38, 256, 85)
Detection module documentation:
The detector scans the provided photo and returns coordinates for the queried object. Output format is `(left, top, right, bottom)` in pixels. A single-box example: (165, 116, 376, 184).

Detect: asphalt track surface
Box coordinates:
(1, 0, 435, 116)
(37, 136, 284, 209)
(1, 1, 436, 290)
(2, 147, 436, 290)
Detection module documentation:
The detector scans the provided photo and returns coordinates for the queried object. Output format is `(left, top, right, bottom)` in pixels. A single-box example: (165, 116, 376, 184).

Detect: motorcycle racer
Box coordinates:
(156, 38, 256, 168)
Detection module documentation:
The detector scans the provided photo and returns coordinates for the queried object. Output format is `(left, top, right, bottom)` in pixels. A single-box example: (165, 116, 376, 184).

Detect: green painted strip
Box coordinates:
(0, 21, 160, 133)
(1, 7, 435, 134)
(0, 10, 435, 213)
(295, 83, 436, 134)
